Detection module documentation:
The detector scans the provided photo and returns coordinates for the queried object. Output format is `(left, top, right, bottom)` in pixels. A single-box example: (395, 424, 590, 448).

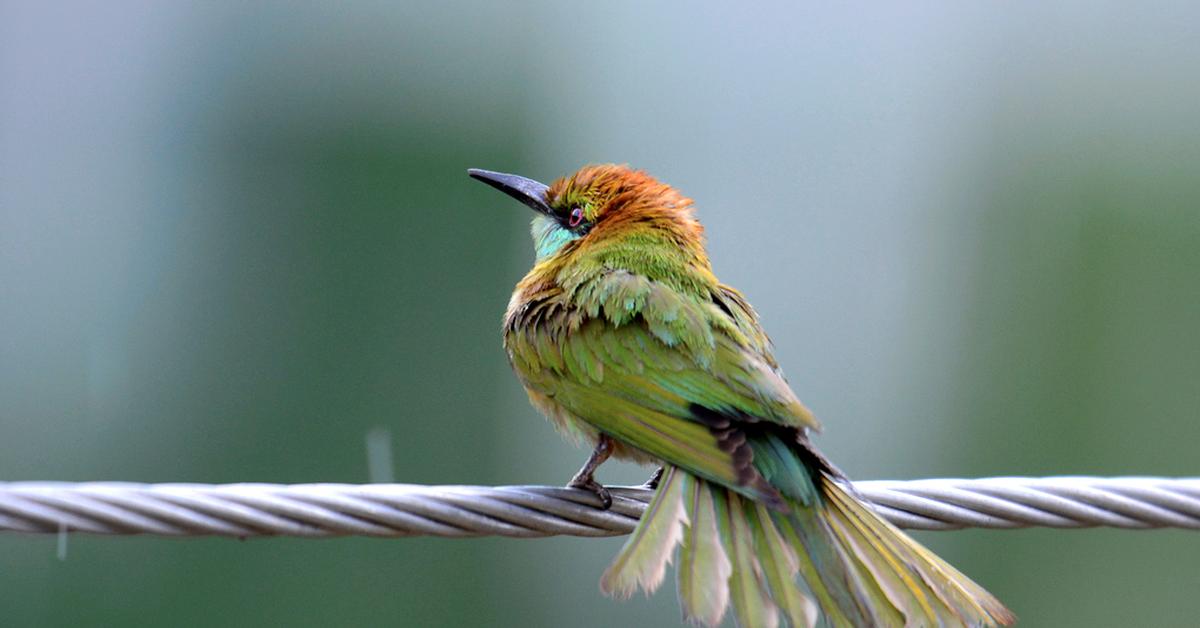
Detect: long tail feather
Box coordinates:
(677, 472, 733, 626)
(600, 465, 689, 597)
(775, 501, 881, 626)
(719, 492, 779, 628)
(822, 478, 1015, 625)
(748, 503, 818, 627)
(603, 465, 1015, 628)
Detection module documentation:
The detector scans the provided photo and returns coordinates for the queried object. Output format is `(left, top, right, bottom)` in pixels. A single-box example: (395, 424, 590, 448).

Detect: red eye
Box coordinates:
(568, 207, 585, 227)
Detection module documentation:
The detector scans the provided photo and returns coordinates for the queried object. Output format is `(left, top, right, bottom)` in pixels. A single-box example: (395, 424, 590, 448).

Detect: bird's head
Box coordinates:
(469, 164, 707, 266)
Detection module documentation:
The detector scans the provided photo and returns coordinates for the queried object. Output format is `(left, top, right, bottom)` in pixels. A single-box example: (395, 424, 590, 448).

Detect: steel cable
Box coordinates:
(1, 477, 1197, 538)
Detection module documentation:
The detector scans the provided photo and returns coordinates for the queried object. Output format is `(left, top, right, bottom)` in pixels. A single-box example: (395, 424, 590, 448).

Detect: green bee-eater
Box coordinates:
(469, 164, 1014, 627)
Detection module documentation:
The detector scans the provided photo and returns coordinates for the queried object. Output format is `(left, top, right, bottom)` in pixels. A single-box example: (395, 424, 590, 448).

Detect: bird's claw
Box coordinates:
(569, 476, 613, 510)
(641, 466, 665, 490)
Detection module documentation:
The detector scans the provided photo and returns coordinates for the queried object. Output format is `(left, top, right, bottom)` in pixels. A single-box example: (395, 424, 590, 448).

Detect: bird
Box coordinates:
(468, 164, 1014, 628)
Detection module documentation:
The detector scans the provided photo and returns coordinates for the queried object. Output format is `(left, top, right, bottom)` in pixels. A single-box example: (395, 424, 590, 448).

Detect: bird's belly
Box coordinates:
(522, 387, 659, 465)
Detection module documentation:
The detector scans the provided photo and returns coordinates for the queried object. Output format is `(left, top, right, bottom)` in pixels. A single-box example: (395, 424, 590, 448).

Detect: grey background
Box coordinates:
(2, 2, 1198, 626)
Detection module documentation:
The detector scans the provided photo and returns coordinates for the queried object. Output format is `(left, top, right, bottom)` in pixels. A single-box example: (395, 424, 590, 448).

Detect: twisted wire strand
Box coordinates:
(0, 477, 1197, 538)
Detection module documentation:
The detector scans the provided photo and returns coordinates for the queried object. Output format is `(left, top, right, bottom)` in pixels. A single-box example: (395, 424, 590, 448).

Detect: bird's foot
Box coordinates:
(641, 466, 664, 490)
(567, 435, 615, 509)
(568, 473, 613, 510)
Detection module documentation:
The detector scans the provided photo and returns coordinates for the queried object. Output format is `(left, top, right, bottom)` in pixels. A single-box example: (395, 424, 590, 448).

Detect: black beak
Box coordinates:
(468, 168, 553, 216)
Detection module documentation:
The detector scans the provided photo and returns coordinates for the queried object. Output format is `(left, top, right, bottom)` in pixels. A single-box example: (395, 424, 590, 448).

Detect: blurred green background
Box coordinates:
(2, 2, 1198, 626)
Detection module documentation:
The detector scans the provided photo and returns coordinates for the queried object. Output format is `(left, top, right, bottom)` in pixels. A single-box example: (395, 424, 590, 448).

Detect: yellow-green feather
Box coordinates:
(749, 503, 818, 628)
(717, 492, 779, 628)
(677, 473, 733, 626)
(601, 466, 689, 597)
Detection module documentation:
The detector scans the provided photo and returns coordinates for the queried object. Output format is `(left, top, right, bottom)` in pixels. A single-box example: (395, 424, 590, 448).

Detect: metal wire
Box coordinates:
(0, 477, 1197, 538)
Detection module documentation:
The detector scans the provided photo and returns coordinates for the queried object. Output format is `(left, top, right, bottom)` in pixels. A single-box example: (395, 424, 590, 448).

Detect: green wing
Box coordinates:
(507, 270, 818, 501)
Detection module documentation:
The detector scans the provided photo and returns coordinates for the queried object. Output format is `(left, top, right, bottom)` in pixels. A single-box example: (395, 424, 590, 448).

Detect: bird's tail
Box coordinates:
(601, 465, 1014, 627)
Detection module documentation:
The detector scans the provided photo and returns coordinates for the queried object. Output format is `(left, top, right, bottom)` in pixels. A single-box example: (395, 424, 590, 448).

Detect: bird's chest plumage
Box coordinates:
(504, 285, 597, 443)
(502, 269, 664, 464)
